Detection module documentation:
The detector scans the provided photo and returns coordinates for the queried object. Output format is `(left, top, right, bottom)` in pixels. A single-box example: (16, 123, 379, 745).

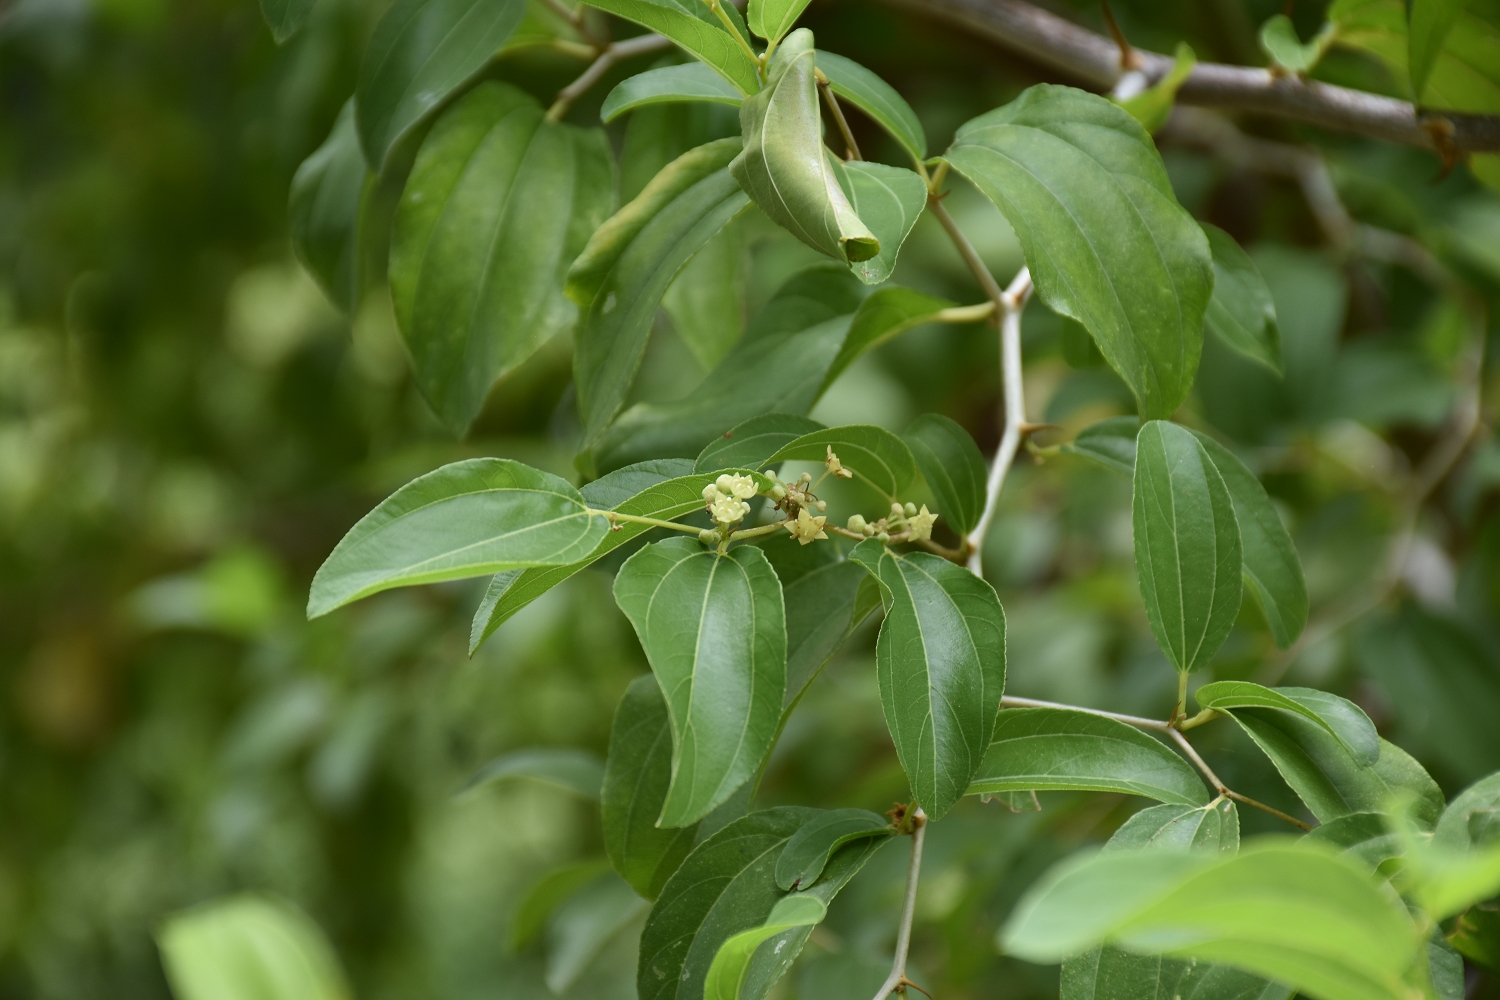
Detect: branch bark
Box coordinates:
(882, 0, 1500, 153)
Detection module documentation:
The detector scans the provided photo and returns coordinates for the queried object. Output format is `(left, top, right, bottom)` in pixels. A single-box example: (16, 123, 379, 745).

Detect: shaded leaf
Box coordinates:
(602, 63, 745, 123)
(461, 746, 604, 800)
(815, 50, 926, 163)
(764, 425, 917, 502)
(1061, 416, 1140, 476)
(157, 895, 350, 1000)
(905, 413, 987, 535)
(774, 808, 891, 890)
(1409, 0, 1463, 102)
(834, 160, 928, 285)
(822, 286, 957, 391)
(581, 0, 760, 94)
(1436, 772, 1500, 852)
(1203, 224, 1282, 375)
(1196, 683, 1376, 765)
(849, 538, 1006, 818)
(510, 858, 611, 950)
(545, 871, 647, 993)
(259, 0, 320, 43)
(697, 415, 827, 475)
(289, 99, 371, 312)
(620, 92, 741, 203)
(704, 895, 827, 1000)
(1307, 813, 1404, 874)
(664, 215, 747, 370)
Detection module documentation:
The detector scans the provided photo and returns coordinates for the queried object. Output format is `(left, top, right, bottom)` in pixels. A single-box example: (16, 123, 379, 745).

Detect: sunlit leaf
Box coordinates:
(1435, 772, 1500, 852)
(704, 895, 827, 1000)
(602, 63, 745, 123)
(1116, 42, 1196, 134)
(581, 0, 760, 94)
(905, 413, 986, 536)
(1110, 800, 1240, 854)
(1259, 15, 1333, 73)
(158, 896, 351, 1000)
(697, 414, 827, 474)
(1306, 813, 1404, 874)
(748, 0, 811, 43)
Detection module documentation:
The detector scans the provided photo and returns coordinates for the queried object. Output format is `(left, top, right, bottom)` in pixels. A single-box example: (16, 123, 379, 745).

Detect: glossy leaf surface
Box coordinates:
(614, 538, 786, 827)
(1133, 421, 1242, 673)
(764, 425, 917, 502)
(945, 84, 1212, 419)
(289, 100, 370, 312)
(1195, 682, 1375, 764)
(602, 63, 745, 122)
(582, 0, 760, 94)
(849, 539, 1006, 819)
(836, 160, 927, 285)
(391, 82, 614, 434)
(815, 50, 926, 162)
(905, 413, 986, 535)
(748, 0, 811, 43)
(1062, 416, 1140, 476)
(774, 808, 890, 890)
(158, 896, 350, 1000)
(461, 746, 604, 800)
(1203, 223, 1282, 375)
(1110, 800, 1240, 854)
(308, 459, 606, 618)
(968, 707, 1208, 806)
(703, 895, 826, 1000)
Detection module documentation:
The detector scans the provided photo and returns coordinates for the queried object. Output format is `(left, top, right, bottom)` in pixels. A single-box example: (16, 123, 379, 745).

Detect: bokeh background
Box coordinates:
(3, 0, 1500, 997)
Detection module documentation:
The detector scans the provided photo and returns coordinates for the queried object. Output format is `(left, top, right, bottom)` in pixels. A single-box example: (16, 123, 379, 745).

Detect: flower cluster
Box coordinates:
(847, 502, 938, 542)
(702, 473, 757, 527)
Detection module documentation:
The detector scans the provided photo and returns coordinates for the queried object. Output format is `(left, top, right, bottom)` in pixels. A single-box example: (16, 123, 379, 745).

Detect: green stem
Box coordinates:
(707, 0, 762, 70)
(596, 509, 703, 535)
(1177, 708, 1219, 730)
(727, 520, 790, 542)
(1174, 671, 1189, 724)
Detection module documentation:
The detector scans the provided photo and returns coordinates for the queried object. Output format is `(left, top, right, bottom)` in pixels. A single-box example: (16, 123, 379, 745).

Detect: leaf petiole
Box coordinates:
(597, 509, 705, 535)
(705, 0, 763, 74)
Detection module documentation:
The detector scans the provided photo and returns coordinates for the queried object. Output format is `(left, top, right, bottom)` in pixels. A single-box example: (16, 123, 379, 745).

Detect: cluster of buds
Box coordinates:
(702, 473, 758, 527)
(765, 471, 826, 518)
(847, 502, 938, 542)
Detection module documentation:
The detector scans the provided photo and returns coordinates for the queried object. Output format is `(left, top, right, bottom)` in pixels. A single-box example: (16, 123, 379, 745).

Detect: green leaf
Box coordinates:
(1132, 421, 1243, 674)
(1110, 800, 1240, 854)
(259, 0, 319, 43)
(704, 895, 826, 1000)
(748, 0, 810, 43)
(1003, 841, 1422, 1000)
(664, 215, 748, 370)
(1196, 683, 1376, 765)
(638, 806, 884, 1000)
(822, 286, 957, 392)
(1202, 224, 1282, 375)
(905, 413, 987, 535)
(697, 415, 826, 474)
(593, 266, 867, 472)
(1306, 813, 1404, 874)
(308, 459, 608, 618)
(545, 870, 648, 993)
(1450, 904, 1500, 972)
(967, 707, 1209, 806)
(834, 161, 928, 285)
(390, 82, 615, 434)
(1410, 0, 1465, 102)
(157, 895, 351, 1000)
(620, 92, 741, 203)
(1061, 416, 1140, 476)
(570, 137, 750, 440)
(461, 746, 604, 800)
(945, 85, 1212, 420)
(730, 30, 880, 265)
(1190, 433, 1307, 649)
(815, 50, 927, 163)
(1259, 15, 1331, 73)
(602, 63, 745, 123)
(355, 0, 526, 169)
(510, 858, 612, 950)
(764, 425, 917, 503)
(614, 538, 786, 827)
(470, 459, 696, 652)
(1116, 42, 1196, 134)
(1436, 772, 1500, 851)
(849, 538, 1006, 818)
(1064, 947, 1291, 1000)
(774, 808, 891, 890)
(581, 0, 759, 94)
(290, 100, 371, 313)
(603, 676, 700, 900)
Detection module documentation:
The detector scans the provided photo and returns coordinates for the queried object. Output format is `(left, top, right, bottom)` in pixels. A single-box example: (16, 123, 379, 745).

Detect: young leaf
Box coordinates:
(748, 0, 811, 43)
(764, 425, 917, 502)
(944, 85, 1213, 420)
(1061, 416, 1140, 477)
(1194, 682, 1376, 765)
(290, 100, 371, 313)
(1132, 421, 1243, 674)
(544, 871, 647, 993)
(157, 895, 351, 1000)
(1259, 15, 1330, 74)
(638, 806, 884, 1000)
(581, 0, 760, 94)
(967, 707, 1209, 806)
(1109, 800, 1240, 854)
(849, 539, 1007, 819)
(259, 0, 320, 43)
(603, 676, 700, 900)
(697, 415, 827, 474)
(1409, 0, 1462, 103)
(834, 160, 928, 285)
(308, 459, 608, 618)
(814, 50, 927, 163)
(822, 286, 957, 391)
(601, 63, 745, 123)
(730, 30, 880, 265)
(571, 137, 750, 440)
(1116, 42, 1196, 134)
(704, 896, 827, 1000)
(460, 747, 604, 800)
(664, 217, 747, 370)
(1202, 224, 1283, 375)
(614, 538, 787, 827)
(1190, 432, 1308, 649)
(355, 0, 527, 169)
(774, 808, 891, 890)
(904, 413, 986, 536)
(390, 82, 615, 435)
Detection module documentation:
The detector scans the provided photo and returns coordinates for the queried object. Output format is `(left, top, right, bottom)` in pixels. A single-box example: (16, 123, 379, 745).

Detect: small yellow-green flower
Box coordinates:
(907, 504, 938, 541)
(825, 445, 853, 479)
(716, 473, 757, 500)
(711, 494, 750, 526)
(785, 507, 828, 545)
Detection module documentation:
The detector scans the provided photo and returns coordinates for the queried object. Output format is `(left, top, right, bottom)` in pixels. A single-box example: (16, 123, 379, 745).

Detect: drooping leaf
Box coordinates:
(704, 896, 827, 1000)
(1116, 42, 1196, 134)
(849, 538, 1006, 818)
(815, 50, 927, 163)
(581, 0, 760, 94)
(390, 82, 614, 434)
(289, 100, 371, 312)
(1190, 433, 1307, 649)
(764, 425, 917, 503)
(1195, 683, 1376, 765)
(730, 30, 879, 264)
(602, 63, 746, 123)
(614, 538, 787, 827)
(571, 137, 750, 440)
(1202, 224, 1282, 375)
(747, 0, 811, 43)
(308, 459, 608, 618)
(697, 415, 827, 475)
(1004, 841, 1422, 1000)
(510, 858, 613, 951)
(355, 0, 527, 169)
(904, 413, 987, 535)
(1061, 416, 1140, 477)
(774, 809, 891, 890)
(157, 895, 351, 1000)
(545, 870, 648, 993)
(967, 707, 1209, 806)
(638, 807, 884, 1000)
(1132, 421, 1243, 674)
(603, 676, 700, 900)
(945, 85, 1212, 419)
(593, 266, 867, 472)
(664, 215, 748, 370)
(822, 286, 959, 391)
(461, 746, 604, 800)
(834, 160, 928, 285)
(259, 0, 320, 43)
(1435, 772, 1500, 852)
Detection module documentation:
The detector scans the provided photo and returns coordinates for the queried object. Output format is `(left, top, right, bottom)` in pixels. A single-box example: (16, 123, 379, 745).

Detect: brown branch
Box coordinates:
(881, 0, 1500, 153)
(546, 34, 673, 121)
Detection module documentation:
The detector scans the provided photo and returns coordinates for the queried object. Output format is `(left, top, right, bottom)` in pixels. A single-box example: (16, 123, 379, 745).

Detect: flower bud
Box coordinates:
(904, 502, 918, 517)
(847, 515, 868, 533)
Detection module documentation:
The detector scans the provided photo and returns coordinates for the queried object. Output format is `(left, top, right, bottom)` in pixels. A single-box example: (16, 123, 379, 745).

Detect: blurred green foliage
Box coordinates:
(2, 0, 1500, 998)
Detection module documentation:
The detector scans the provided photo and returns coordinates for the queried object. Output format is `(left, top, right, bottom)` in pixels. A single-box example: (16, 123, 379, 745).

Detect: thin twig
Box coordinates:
(1001, 695, 1172, 732)
(1168, 731, 1311, 830)
(1226, 790, 1314, 831)
(816, 70, 863, 160)
(546, 34, 673, 121)
(968, 268, 1033, 577)
(870, 809, 928, 1000)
